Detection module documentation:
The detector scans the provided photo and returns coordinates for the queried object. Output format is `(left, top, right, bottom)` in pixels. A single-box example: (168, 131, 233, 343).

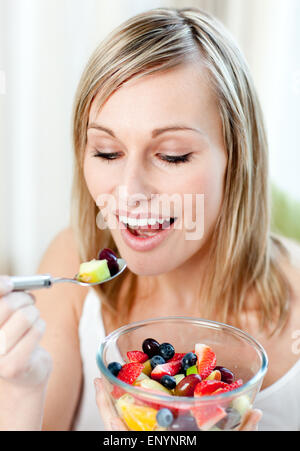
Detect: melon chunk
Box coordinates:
(134, 377, 172, 395)
(77, 259, 110, 283)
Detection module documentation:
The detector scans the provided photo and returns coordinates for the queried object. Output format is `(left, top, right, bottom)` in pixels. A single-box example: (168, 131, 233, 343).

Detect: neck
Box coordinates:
(136, 237, 212, 312)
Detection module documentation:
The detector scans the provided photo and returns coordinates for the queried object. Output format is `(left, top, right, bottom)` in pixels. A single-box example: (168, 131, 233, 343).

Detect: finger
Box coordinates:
(0, 276, 14, 296)
(239, 409, 262, 431)
(0, 318, 47, 382)
(110, 418, 128, 431)
(17, 345, 53, 386)
(95, 378, 117, 430)
(0, 292, 35, 327)
(95, 378, 127, 430)
(0, 304, 40, 355)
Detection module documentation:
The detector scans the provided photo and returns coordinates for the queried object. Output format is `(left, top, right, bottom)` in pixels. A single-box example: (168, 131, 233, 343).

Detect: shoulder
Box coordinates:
(40, 227, 79, 270)
(36, 226, 89, 323)
(241, 235, 300, 328)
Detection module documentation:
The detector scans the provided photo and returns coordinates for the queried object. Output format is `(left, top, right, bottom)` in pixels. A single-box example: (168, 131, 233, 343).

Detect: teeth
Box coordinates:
(119, 216, 171, 227)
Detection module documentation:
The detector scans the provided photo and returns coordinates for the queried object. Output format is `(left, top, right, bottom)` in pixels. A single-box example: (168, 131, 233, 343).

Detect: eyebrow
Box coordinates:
(87, 123, 204, 139)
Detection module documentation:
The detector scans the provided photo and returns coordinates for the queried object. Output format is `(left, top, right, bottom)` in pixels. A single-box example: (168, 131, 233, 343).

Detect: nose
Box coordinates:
(118, 158, 153, 209)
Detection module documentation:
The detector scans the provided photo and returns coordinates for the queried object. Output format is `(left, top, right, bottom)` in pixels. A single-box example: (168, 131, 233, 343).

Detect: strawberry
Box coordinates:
(117, 363, 144, 385)
(194, 380, 228, 397)
(127, 351, 149, 364)
(168, 353, 186, 362)
(111, 386, 126, 399)
(151, 360, 182, 381)
(193, 379, 228, 430)
(212, 379, 243, 395)
(192, 379, 243, 429)
(195, 343, 217, 379)
(192, 403, 227, 431)
(111, 362, 144, 399)
(168, 350, 195, 362)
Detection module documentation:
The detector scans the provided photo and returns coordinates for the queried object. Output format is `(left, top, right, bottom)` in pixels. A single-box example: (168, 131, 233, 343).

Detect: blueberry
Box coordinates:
(142, 338, 160, 358)
(160, 375, 176, 390)
(181, 352, 197, 371)
(150, 355, 165, 369)
(107, 361, 122, 377)
(158, 343, 175, 361)
(156, 408, 174, 427)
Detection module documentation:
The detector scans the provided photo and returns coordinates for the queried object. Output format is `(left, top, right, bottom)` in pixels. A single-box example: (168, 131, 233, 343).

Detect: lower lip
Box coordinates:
(118, 217, 177, 252)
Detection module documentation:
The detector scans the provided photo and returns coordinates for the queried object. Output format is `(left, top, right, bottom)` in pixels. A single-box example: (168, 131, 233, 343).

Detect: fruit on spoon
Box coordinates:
(98, 248, 119, 276)
(77, 259, 110, 283)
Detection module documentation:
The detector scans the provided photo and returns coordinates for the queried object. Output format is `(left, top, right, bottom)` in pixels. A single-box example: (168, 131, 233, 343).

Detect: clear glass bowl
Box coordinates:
(96, 317, 268, 431)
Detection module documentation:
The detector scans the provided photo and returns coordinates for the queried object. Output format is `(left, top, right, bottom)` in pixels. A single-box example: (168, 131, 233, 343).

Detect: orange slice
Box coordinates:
(116, 396, 158, 431)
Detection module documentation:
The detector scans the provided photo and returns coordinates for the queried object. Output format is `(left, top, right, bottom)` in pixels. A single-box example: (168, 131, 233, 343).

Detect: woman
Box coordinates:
(0, 7, 299, 431)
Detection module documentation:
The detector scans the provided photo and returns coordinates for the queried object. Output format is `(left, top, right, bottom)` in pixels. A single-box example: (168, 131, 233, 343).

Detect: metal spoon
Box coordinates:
(10, 258, 127, 292)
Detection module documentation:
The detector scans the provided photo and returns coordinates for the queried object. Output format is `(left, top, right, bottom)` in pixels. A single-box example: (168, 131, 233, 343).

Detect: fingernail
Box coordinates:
(0, 276, 14, 295)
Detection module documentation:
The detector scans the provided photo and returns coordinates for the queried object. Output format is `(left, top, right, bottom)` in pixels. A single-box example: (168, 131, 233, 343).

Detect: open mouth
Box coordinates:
(118, 216, 177, 238)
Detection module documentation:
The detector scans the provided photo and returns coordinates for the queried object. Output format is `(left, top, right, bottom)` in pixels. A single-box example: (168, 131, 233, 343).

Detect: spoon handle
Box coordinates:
(10, 274, 52, 291)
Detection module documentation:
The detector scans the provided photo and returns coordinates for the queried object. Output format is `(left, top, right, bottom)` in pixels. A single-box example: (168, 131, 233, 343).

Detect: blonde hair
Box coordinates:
(71, 7, 292, 334)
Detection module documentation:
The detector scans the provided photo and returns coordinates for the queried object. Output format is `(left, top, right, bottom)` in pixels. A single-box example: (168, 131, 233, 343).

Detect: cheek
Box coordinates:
(83, 157, 113, 202)
(199, 158, 226, 227)
(181, 157, 226, 227)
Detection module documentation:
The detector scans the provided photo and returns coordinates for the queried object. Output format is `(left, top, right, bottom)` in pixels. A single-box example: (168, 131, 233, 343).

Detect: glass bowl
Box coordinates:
(96, 317, 268, 431)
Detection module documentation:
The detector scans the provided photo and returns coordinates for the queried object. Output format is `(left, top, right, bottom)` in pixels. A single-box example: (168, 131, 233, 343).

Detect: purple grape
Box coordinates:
(168, 414, 199, 431)
(98, 248, 119, 276)
(214, 366, 234, 384)
(174, 374, 202, 397)
(142, 338, 160, 358)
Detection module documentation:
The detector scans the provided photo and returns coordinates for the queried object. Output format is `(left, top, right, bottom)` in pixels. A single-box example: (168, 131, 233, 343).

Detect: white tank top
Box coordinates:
(72, 289, 300, 431)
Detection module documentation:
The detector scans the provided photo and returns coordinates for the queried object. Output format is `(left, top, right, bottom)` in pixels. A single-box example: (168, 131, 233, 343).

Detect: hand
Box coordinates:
(238, 409, 262, 431)
(94, 378, 128, 431)
(0, 275, 53, 389)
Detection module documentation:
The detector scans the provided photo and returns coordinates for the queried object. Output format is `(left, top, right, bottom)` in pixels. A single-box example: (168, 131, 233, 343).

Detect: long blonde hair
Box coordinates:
(71, 7, 292, 334)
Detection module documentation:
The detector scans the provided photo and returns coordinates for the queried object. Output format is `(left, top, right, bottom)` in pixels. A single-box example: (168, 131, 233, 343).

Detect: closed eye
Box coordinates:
(93, 151, 121, 160)
(92, 150, 193, 165)
(158, 153, 193, 165)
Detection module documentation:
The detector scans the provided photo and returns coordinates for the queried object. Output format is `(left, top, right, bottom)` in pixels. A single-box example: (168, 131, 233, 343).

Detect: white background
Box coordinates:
(0, 0, 299, 275)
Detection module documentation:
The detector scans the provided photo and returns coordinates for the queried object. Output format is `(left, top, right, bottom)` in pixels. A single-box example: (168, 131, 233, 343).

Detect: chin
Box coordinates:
(123, 253, 182, 277)
(128, 266, 165, 277)
(111, 233, 185, 276)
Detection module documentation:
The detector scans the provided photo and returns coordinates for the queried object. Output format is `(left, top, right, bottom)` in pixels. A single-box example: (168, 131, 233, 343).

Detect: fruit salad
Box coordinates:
(106, 338, 251, 431)
(77, 248, 119, 283)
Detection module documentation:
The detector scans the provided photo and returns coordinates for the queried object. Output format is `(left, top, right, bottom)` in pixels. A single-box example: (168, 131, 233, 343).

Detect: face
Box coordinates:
(83, 61, 227, 276)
